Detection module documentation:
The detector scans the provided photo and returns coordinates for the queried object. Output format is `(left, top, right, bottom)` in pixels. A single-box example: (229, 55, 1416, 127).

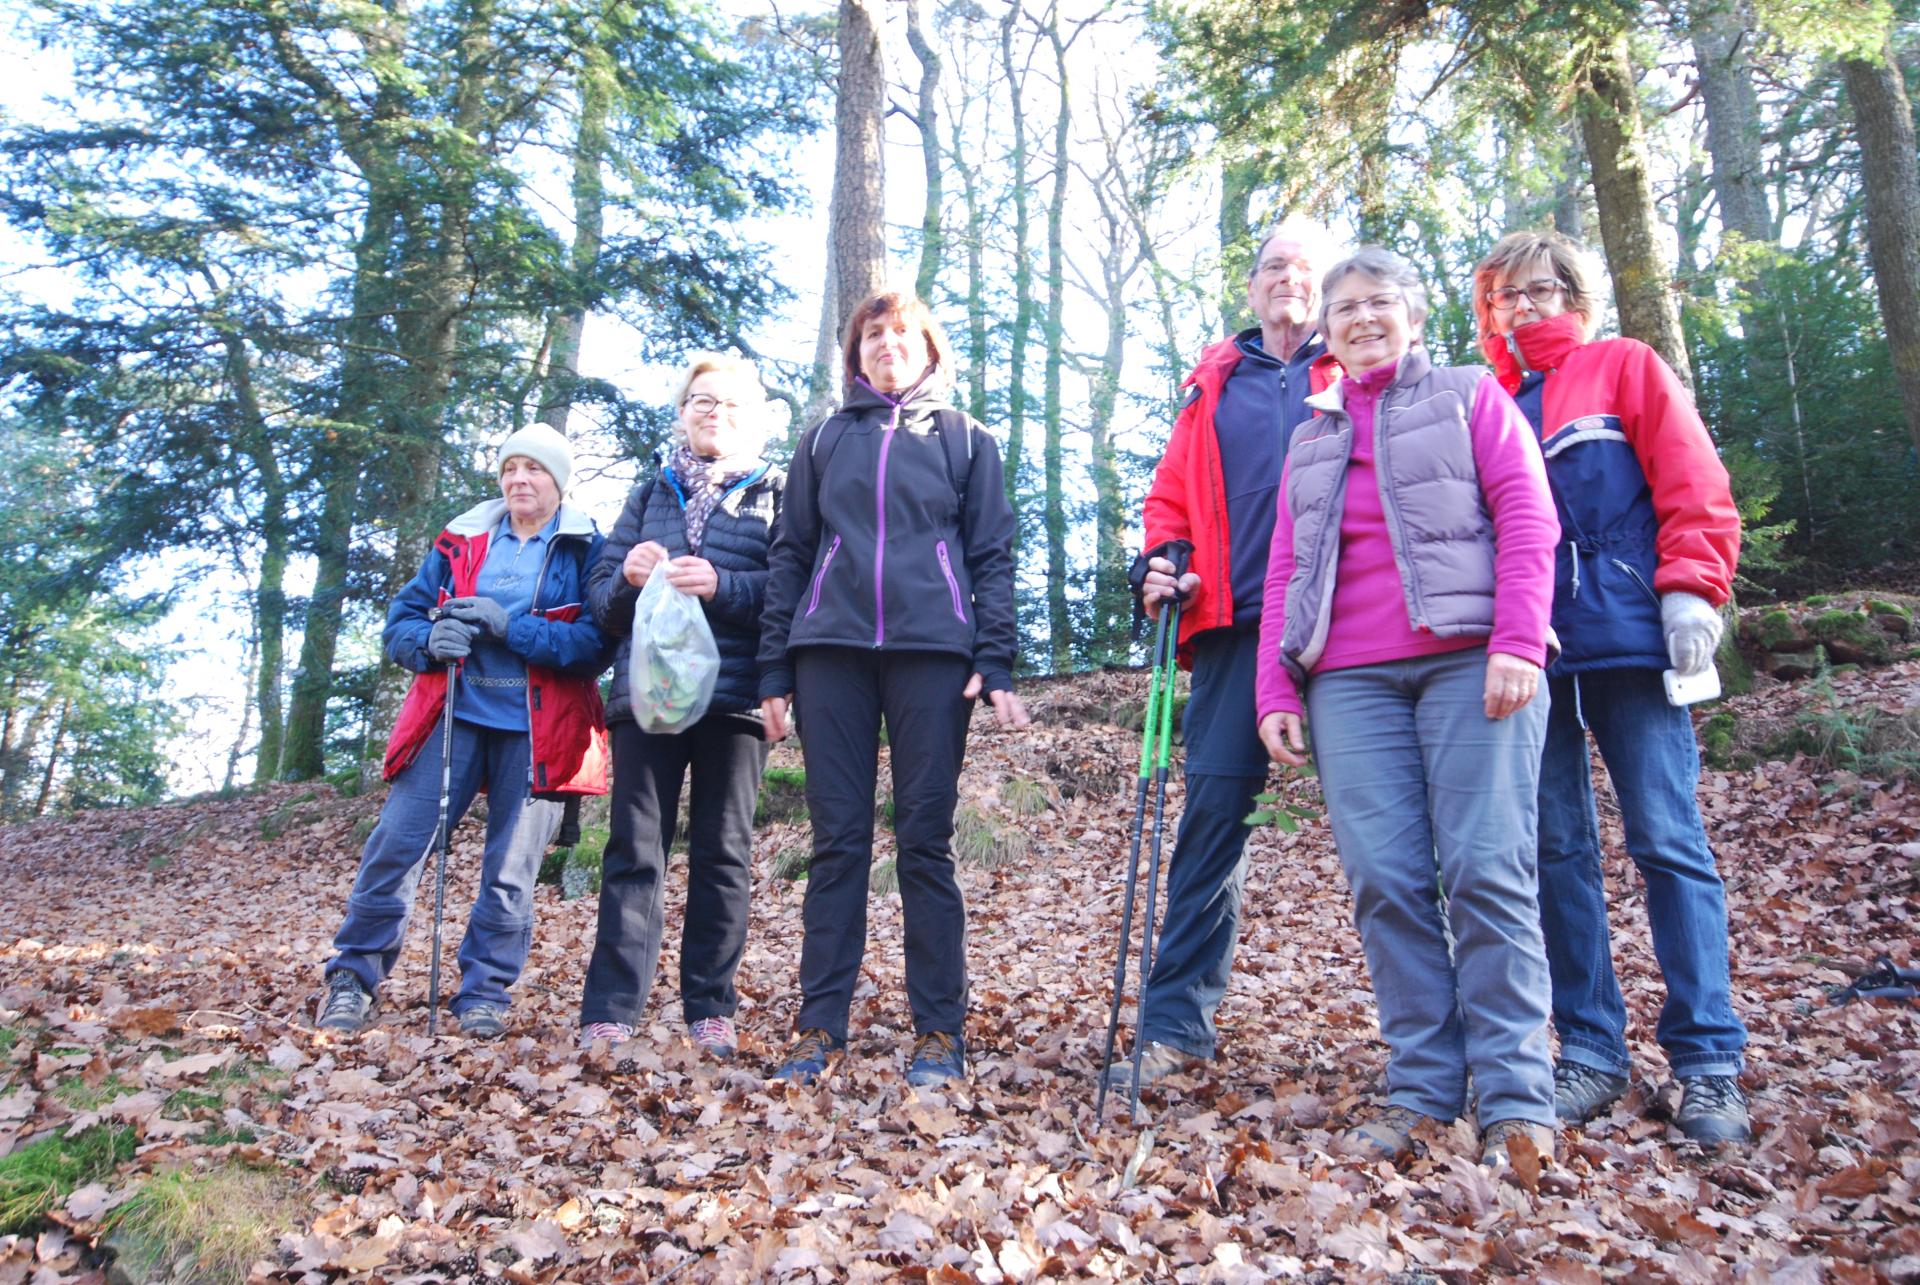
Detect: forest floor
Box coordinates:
(0, 658, 1916, 1283)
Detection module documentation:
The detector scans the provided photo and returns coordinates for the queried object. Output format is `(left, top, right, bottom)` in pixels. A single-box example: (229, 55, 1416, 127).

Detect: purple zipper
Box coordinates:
(936, 540, 966, 621)
(805, 534, 841, 616)
(872, 400, 904, 646)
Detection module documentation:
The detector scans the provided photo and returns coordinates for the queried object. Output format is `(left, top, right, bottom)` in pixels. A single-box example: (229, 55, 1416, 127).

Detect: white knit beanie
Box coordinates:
(494, 424, 574, 493)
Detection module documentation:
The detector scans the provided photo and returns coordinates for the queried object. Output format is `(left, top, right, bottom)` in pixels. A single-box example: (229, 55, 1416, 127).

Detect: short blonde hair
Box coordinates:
(842, 291, 956, 395)
(671, 351, 763, 410)
(1473, 231, 1605, 341)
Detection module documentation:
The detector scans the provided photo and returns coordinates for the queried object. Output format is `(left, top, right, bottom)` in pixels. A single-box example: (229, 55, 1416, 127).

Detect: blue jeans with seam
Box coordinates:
(1307, 646, 1556, 1128)
(1537, 667, 1746, 1079)
(325, 718, 558, 1015)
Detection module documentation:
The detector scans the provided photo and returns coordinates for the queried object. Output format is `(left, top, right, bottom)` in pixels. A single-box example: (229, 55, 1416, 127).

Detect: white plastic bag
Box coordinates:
(629, 572, 720, 733)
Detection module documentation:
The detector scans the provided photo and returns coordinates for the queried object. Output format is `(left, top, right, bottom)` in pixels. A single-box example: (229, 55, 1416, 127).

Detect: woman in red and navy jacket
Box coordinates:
(1474, 231, 1749, 1145)
(314, 423, 613, 1040)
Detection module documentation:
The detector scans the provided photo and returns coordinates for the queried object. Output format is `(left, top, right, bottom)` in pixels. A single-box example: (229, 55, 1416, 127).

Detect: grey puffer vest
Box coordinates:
(1277, 348, 1497, 685)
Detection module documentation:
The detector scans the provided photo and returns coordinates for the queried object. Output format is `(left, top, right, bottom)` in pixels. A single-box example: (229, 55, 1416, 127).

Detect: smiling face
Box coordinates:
(1323, 272, 1417, 376)
(1246, 235, 1318, 336)
(1490, 253, 1571, 334)
(499, 455, 561, 527)
(857, 312, 932, 394)
(678, 369, 763, 459)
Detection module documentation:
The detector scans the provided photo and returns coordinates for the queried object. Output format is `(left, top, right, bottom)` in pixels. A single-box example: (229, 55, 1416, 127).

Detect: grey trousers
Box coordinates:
(1305, 646, 1555, 1128)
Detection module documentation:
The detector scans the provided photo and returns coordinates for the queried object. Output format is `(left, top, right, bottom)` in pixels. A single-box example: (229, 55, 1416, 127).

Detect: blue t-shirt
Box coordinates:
(457, 510, 558, 732)
(1213, 327, 1326, 628)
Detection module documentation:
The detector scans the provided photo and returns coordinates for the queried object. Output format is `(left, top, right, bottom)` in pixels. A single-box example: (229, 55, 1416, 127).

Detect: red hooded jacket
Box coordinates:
(1142, 334, 1341, 664)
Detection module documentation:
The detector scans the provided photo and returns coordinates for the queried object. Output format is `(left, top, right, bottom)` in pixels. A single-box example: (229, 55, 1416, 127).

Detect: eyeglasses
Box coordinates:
(683, 394, 740, 417)
(1486, 279, 1566, 311)
(1325, 292, 1405, 322)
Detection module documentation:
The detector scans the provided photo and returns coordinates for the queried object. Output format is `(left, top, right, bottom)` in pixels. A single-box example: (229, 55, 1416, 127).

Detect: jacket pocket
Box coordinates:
(805, 534, 842, 617)
(935, 540, 967, 621)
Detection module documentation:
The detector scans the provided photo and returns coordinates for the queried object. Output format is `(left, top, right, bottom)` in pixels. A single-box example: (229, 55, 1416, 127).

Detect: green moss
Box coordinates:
(754, 765, 809, 826)
(1754, 608, 1800, 649)
(106, 1162, 303, 1285)
(1701, 712, 1739, 769)
(1808, 609, 1892, 662)
(1864, 598, 1912, 622)
(1805, 594, 1834, 607)
(0, 1125, 136, 1233)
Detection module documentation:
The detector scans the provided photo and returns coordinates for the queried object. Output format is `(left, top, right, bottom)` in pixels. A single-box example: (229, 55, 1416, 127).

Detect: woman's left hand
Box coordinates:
(1483, 652, 1542, 720)
(963, 673, 1031, 728)
(663, 556, 719, 600)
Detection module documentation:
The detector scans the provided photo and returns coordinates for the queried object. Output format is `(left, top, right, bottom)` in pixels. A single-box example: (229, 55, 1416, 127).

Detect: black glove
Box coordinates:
(443, 596, 509, 639)
(426, 616, 475, 663)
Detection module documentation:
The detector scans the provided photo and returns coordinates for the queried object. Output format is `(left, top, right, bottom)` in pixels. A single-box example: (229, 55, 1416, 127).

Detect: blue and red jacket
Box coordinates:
(1142, 333, 1341, 665)
(1484, 313, 1740, 674)
(382, 499, 614, 796)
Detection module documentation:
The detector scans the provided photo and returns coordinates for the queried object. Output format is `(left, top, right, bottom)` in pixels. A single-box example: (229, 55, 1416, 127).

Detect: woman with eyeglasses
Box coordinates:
(579, 353, 785, 1061)
(1252, 247, 1562, 1167)
(1473, 231, 1748, 1145)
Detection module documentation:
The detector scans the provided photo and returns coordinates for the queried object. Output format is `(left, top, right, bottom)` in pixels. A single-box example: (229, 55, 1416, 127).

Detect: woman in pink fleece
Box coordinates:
(1253, 248, 1561, 1168)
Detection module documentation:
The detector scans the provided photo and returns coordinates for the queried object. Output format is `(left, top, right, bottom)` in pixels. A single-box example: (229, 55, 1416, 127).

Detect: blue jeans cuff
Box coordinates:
(1669, 1054, 1744, 1079)
(1557, 1042, 1631, 1078)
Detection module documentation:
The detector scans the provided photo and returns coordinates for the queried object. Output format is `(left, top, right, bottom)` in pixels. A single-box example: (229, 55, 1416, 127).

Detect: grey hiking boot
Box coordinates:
(690, 1016, 738, 1060)
(315, 972, 373, 1033)
(1342, 1104, 1436, 1163)
(1676, 1074, 1751, 1145)
(1552, 1060, 1629, 1125)
(1100, 1041, 1193, 1090)
(1481, 1118, 1556, 1167)
(458, 1003, 508, 1039)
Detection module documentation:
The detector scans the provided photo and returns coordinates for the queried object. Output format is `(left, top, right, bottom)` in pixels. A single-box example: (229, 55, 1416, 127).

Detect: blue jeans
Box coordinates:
(1138, 630, 1267, 1059)
(1537, 668, 1746, 1078)
(1307, 647, 1555, 1128)
(326, 718, 559, 1015)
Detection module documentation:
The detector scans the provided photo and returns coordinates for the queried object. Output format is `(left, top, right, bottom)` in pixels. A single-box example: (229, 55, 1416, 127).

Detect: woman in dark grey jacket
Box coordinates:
(758, 291, 1027, 1089)
(580, 354, 784, 1059)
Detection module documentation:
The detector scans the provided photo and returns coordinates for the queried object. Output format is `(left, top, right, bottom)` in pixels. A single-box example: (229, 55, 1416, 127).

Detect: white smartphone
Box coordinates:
(1663, 666, 1722, 707)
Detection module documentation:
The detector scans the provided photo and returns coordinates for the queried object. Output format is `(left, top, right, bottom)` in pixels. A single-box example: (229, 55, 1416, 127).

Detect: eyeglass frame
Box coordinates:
(1485, 278, 1568, 312)
(1324, 291, 1408, 323)
(682, 393, 742, 416)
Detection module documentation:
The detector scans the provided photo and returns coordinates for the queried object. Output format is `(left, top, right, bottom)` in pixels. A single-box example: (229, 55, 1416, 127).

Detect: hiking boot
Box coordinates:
(1481, 1118, 1556, 1167)
(1553, 1060, 1629, 1125)
(1676, 1074, 1751, 1145)
(1100, 1041, 1193, 1090)
(457, 1003, 508, 1039)
(906, 1031, 966, 1087)
(580, 1021, 635, 1051)
(690, 1016, 738, 1060)
(1341, 1105, 1434, 1163)
(315, 971, 373, 1033)
(770, 1028, 842, 1085)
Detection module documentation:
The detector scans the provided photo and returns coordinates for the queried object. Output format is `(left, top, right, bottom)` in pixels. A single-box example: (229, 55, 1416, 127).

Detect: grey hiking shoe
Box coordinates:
(315, 972, 373, 1033)
(1100, 1041, 1193, 1090)
(690, 1016, 738, 1060)
(1481, 1118, 1556, 1167)
(1342, 1104, 1435, 1163)
(1676, 1074, 1751, 1145)
(581, 1021, 635, 1051)
(458, 1003, 508, 1039)
(906, 1031, 966, 1086)
(1553, 1060, 1629, 1125)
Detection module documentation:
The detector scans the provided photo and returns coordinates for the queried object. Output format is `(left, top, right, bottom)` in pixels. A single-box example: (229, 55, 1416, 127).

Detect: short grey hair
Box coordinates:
(1319, 246, 1430, 331)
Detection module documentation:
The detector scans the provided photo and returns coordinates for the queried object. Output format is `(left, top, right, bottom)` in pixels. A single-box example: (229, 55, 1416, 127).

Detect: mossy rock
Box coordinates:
(1751, 608, 1811, 652)
(1700, 712, 1739, 769)
(1807, 609, 1892, 665)
(1865, 599, 1914, 638)
(1761, 648, 1821, 680)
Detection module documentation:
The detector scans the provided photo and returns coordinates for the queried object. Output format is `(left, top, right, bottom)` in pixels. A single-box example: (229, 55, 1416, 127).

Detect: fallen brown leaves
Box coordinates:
(0, 663, 1914, 1282)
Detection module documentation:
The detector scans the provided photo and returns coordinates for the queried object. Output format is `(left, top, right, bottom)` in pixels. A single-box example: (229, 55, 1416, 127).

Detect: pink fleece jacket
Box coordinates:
(1254, 360, 1559, 720)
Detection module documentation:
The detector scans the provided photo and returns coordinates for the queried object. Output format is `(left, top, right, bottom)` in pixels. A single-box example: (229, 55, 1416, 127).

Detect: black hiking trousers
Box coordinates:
(580, 713, 769, 1027)
(792, 647, 974, 1041)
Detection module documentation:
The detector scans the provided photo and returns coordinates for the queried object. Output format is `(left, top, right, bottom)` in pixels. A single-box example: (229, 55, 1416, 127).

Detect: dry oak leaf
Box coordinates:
(108, 1007, 179, 1037)
(144, 1051, 233, 1082)
(504, 1217, 570, 1262)
(329, 1214, 405, 1273)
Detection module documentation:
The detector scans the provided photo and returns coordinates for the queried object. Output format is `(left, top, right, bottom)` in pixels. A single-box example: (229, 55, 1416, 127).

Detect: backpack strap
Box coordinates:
(808, 407, 972, 511)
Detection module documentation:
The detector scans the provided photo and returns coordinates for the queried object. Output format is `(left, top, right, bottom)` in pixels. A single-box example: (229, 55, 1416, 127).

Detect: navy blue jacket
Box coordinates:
(589, 462, 784, 722)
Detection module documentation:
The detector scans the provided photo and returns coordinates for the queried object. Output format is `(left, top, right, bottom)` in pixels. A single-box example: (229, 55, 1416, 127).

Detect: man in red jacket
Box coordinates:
(1115, 216, 1342, 1088)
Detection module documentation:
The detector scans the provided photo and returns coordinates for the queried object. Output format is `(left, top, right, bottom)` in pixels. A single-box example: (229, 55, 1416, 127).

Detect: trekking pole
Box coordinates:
(425, 663, 460, 1037)
(1095, 541, 1191, 1122)
(1129, 590, 1184, 1124)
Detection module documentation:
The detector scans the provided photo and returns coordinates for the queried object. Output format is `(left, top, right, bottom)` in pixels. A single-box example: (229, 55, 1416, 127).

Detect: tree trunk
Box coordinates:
(1218, 154, 1261, 326)
(1578, 36, 1694, 390)
(539, 42, 611, 435)
(1691, 1, 1770, 247)
(32, 697, 68, 817)
(905, 0, 944, 303)
(227, 621, 259, 794)
(1042, 16, 1071, 671)
(1843, 43, 1920, 461)
(1553, 133, 1587, 240)
(950, 131, 990, 423)
(802, 232, 841, 430)
(998, 4, 1034, 534)
(831, 0, 888, 343)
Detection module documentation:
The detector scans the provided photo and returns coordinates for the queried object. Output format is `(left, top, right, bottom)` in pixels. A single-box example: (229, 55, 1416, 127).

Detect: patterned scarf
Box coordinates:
(669, 440, 762, 554)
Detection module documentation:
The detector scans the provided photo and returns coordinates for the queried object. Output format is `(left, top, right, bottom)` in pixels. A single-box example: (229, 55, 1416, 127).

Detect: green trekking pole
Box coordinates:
(1096, 541, 1191, 1123)
(1129, 589, 1184, 1124)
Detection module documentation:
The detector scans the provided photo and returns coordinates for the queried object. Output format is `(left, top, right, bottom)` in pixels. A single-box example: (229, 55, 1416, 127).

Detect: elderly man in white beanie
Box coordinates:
(312, 423, 614, 1040)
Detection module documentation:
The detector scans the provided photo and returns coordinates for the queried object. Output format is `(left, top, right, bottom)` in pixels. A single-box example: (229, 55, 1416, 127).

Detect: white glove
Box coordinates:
(1660, 591, 1723, 677)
